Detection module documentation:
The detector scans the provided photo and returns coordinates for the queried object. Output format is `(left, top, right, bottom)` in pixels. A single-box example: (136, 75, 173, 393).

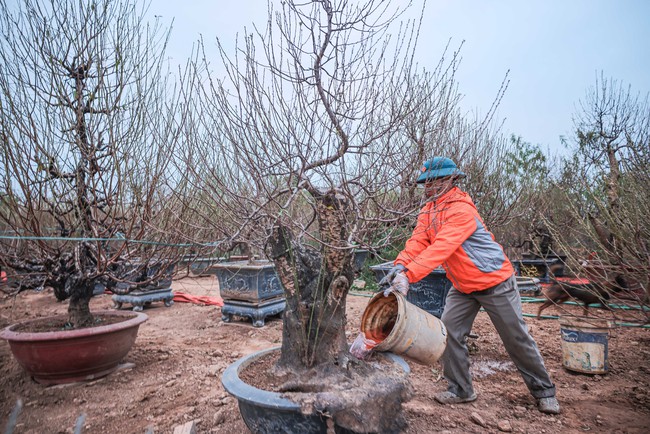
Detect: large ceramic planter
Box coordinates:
(222, 347, 410, 434)
(212, 260, 286, 327)
(513, 255, 566, 283)
(515, 276, 542, 296)
(0, 310, 147, 385)
(178, 256, 224, 277)
(112, 262, 176, 311)
(352, 249, 369, 273)
(371, 261, 452, 318)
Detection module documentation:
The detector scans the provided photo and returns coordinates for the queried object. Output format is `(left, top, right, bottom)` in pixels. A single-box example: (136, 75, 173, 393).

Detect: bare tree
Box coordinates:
(399, 69, 520, 227)
(169, 0, 526, 429)
(0, 0, 187, 327)
(396, 60, 541, 254)
(490, 136, 555, 258)
(544, 74, 650, 321)
(173, 0, 438, 430)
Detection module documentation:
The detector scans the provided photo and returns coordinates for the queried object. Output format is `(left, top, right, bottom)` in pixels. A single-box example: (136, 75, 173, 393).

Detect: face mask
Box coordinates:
(423, 177, 454, 200)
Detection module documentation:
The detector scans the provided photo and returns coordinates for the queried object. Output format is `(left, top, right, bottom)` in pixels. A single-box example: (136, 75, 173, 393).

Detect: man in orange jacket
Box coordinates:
(381, 156, 560, 414)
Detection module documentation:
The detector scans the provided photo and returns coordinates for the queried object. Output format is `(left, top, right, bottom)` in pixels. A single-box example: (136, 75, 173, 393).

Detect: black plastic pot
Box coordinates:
(222, 347, 410, 434)
(352, 249, 369, 273)
(370, 261, 452, 318)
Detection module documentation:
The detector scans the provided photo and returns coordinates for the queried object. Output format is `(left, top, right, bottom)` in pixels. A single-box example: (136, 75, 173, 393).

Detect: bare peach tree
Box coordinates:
(544, 75, 650, 321)
(396, 64, 548, 256)
(171, 0, 529, 429)
(173, 0, 446, 430)
(489, 136, 556, 258)
(0, 0, 187, 327)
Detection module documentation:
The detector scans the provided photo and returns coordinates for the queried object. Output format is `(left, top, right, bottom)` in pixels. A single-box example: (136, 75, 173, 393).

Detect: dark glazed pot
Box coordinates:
(371, 261, 452, 318)
(0, 310, 147, 385)
(222, 346, 410, 434)
(213, 260, 286, 327)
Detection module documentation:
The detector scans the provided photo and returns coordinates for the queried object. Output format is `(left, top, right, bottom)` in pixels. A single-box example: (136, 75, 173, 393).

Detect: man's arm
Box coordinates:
(395, 205, 432, 267)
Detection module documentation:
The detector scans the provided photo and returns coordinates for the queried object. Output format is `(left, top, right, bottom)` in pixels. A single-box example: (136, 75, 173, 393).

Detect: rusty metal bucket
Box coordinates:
(361, 291, 447, 365)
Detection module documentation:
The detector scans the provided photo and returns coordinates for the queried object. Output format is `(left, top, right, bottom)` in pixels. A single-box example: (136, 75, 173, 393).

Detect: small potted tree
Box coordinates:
(0, 0, 185, 384)
(110, 260, 177, 311)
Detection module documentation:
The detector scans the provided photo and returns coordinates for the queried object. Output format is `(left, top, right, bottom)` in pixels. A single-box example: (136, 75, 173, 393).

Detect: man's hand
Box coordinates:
(383, 272, 409, 297)
(378, 264, 406, 287)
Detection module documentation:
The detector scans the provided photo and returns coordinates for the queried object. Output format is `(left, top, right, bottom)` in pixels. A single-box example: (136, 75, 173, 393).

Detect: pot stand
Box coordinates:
(112, 287, 174, 311)
(221, 297, 286, 328)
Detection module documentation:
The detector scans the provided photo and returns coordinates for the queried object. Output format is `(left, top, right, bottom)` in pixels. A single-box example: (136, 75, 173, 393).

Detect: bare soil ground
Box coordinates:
(1, 276, 649, 434)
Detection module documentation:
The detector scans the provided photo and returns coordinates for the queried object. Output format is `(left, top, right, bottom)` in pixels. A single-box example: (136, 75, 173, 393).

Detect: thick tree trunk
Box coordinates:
(269, 189, 354, 371)
(270, 226, 351, 371)
(67, 279, 94, 328)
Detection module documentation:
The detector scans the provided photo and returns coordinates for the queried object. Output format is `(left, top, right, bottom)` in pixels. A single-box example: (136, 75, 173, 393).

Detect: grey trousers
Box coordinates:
(440, 274, 556, 399)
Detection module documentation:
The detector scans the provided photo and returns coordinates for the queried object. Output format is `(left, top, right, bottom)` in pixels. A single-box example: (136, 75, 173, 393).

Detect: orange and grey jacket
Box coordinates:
(395, 186, 513, 293)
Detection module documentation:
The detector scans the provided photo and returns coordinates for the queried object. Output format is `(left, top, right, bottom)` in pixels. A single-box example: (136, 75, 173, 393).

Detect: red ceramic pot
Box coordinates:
(0, 310, 147, 385)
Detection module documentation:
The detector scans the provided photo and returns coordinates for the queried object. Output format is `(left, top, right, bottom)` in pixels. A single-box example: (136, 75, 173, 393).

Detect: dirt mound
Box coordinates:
(1, 276, 649, 433)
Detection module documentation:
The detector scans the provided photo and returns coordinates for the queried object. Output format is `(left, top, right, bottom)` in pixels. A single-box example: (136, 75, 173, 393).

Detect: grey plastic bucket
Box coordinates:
(360, 291, 447, 365)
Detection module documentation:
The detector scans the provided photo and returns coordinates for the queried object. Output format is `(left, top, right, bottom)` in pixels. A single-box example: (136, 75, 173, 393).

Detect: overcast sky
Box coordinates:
(150, 0, 650, 156)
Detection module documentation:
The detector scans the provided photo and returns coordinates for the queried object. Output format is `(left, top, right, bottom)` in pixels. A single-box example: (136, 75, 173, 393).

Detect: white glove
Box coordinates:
(378, 264, 406, 287)
(383, 272, 409, 297)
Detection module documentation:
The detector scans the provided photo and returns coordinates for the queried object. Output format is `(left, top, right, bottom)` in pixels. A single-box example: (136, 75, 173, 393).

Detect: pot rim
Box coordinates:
(0, 310, 148, 342)
(221, 346, 410, 411)
(558, 314, 612, 330)
(222, 346, 300, 410)
(211, 260, 275, 270)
